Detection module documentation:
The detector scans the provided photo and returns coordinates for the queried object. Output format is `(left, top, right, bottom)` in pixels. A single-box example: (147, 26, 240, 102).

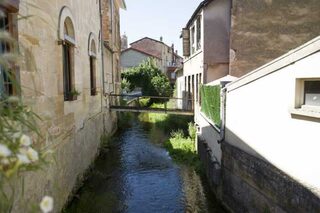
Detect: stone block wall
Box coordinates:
(230, 0, 320, 77)
(221, 142, 320, 213)
(198, 135, 320, 212)
(9, 0, 122, 212)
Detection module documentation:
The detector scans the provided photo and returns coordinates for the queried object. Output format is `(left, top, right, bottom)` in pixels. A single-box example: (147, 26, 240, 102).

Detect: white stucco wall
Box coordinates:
(225, 37, 320, 195)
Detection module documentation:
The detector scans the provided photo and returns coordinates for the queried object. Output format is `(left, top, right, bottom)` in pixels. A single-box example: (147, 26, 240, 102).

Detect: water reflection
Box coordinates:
(64, 118, 226, 213)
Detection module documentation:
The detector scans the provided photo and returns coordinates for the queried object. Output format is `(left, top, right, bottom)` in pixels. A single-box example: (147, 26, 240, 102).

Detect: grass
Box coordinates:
(138, 113, 192, 135)
(139, 112, 201, 171)
(164, 124, 202, 171)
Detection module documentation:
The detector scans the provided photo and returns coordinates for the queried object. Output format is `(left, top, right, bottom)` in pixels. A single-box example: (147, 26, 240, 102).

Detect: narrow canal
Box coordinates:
(64, 114, 226, 213)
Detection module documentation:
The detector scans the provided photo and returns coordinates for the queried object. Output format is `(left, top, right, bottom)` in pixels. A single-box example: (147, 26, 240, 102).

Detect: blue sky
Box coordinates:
(120, 0, 203, 56)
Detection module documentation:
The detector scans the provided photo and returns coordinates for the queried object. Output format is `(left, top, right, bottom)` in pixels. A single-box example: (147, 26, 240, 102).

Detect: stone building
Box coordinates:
(1, 0, 125, 212)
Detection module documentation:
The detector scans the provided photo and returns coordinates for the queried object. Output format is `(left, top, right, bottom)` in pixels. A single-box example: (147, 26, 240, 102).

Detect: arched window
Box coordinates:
(88, 34, 97, 96)
(0, 5, 18, 99)
(59, 7, 76, 101)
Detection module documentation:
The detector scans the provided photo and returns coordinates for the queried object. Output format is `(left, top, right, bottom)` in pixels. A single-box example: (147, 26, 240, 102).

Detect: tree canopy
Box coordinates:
(121, 58, 173, 98)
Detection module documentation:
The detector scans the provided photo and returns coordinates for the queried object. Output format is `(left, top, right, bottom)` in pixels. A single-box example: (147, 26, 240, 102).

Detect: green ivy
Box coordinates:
(200, 85, 221, 127)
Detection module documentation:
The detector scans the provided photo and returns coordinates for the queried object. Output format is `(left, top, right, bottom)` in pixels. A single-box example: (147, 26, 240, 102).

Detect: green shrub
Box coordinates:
(200, 85, 221, 127)
(121, 58, 173, 100)
(188, 122, 196, 141)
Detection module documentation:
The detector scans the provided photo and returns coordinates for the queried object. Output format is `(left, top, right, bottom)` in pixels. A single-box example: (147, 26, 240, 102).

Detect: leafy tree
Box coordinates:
(121, 58, 173, 101)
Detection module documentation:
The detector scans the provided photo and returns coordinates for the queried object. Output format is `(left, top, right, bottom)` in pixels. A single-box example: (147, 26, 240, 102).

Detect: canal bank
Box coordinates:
(63, 113, 226, 212)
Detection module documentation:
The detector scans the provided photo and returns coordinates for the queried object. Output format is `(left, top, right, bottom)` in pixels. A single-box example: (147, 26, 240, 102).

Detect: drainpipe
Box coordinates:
(110, 0, 115, 94)
(99, 0, 106, 95)
(99, 0, 106, 131)
(218, 83, 227, 144)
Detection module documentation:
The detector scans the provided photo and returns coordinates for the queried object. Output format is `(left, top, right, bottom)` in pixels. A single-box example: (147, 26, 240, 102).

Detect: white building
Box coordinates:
(178, 0, 231, 110)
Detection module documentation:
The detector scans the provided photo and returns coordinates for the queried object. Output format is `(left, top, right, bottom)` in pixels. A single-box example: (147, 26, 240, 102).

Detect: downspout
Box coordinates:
(99, 0, 106, 131)
(218, 83, 227, 144)
(109, 0, 115, 94)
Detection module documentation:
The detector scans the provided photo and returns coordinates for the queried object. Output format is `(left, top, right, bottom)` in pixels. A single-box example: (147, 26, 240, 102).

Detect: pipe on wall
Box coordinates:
(98, 0, 106, 131)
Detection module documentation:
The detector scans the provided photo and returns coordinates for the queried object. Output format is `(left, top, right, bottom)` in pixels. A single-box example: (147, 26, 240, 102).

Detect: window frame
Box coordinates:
(196, 15, 201, 50)
(61, 17, 76, 102)
(291, 78, 320, 118)
(190, 26, 195, 55)
(303, 80, 320, 107)
(89, 56, 97, 96)
(0, 5, 18, 99)
(62, 41, 76, 101)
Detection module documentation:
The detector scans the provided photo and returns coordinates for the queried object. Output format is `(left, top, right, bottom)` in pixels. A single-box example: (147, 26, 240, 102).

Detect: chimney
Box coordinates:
(121, 33, 128, 50)
(160, 36, 163, 42)
(171, 43, 175, 62)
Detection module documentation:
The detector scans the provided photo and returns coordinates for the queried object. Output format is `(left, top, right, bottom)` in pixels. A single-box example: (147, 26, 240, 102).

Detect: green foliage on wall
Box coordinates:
(121, 58, 173, 99)
(200, 85, 221, 127)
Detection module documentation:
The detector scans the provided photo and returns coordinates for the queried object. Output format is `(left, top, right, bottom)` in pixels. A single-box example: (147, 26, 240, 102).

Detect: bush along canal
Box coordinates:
(63, 113, 227, 213)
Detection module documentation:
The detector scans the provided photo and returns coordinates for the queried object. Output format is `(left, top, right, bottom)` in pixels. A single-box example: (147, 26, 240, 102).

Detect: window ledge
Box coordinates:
(290, 108, 320, 119)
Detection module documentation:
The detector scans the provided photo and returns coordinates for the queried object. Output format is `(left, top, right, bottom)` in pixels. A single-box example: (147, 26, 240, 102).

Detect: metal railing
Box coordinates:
(108, 94, 194, 115)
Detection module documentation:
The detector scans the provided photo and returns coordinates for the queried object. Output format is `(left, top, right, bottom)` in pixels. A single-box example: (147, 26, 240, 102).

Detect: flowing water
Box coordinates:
(64, 116, 226, 213)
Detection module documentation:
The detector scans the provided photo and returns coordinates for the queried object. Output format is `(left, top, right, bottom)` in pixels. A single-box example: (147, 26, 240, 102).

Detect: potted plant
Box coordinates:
(68, 89, 81, 101)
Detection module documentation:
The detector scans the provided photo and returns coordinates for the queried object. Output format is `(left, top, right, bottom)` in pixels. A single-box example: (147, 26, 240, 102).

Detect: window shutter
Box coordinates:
(182, 28, 190, 57)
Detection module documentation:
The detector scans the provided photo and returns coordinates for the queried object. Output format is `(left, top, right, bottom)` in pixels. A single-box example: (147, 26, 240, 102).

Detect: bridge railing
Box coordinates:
(108, 94, 194, 112)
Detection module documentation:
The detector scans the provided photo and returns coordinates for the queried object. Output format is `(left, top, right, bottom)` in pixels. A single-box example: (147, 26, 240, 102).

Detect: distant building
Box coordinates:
(121, 47, 162, 70)
(120, 37, 183, 85)
(121, 33, 128, 50)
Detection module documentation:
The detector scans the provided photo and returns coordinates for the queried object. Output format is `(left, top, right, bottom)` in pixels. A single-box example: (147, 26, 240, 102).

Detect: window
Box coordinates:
(304, 81, 320, 107)
(89, 57, 96, 96)
(190, 26, 195, 54)
(196, 16, 201, 50)
(0, 8, 17, 99)
(89, 38, 97, 96)
(196, 74, 199, 101)
(292, 79, 320, 118)
(171, 72, 176, 80)
(62, 17, 76, 101)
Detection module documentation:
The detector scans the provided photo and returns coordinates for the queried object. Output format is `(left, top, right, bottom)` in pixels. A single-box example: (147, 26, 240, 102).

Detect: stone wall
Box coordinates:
(230, 0, 320, 77)
(197, 138, 320, 213)
(221, 142, 320, 213)
(12, 0, 122, 212)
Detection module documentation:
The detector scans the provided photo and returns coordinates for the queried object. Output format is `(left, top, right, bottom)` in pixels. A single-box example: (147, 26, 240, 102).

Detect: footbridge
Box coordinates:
(108, 94, 194, 115)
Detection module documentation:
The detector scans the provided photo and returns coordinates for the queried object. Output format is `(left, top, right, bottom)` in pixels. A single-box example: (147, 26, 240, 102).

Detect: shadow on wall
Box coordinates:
(200, 126, 320, 212)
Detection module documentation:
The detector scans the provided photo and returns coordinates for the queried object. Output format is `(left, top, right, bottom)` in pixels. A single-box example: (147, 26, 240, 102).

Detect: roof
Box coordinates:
(130, 37, 166, 46)
(121, 47, 162, 60)
(185, 0, 213, 28)
(130, 37, 183, 58)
